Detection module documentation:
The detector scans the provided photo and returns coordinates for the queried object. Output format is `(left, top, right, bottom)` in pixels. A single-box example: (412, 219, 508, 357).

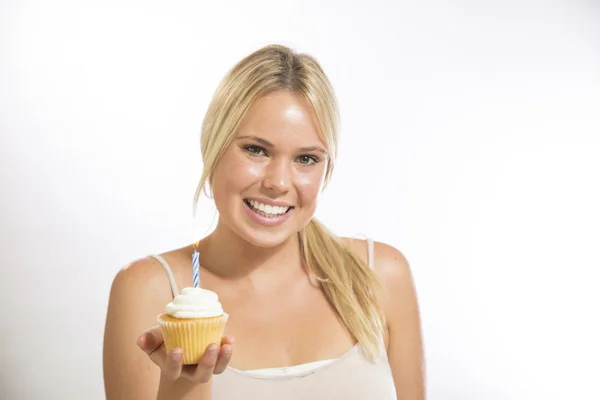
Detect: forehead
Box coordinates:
(236, 91, 324, 145)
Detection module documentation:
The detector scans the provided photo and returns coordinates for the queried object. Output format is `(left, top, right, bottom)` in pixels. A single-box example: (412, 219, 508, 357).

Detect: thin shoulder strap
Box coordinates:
(148, 254, 179, 298)
(367, 238, 375, 270)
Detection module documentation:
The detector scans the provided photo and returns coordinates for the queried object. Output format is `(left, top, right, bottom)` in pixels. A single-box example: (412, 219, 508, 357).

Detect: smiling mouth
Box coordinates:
(243, 199, 294, 218)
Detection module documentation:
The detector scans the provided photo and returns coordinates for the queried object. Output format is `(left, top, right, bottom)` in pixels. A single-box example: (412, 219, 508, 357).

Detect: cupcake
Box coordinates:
(157, 287, 228, 364)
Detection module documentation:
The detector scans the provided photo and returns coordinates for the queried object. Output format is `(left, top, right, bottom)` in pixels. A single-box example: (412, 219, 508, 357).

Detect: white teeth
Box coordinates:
(248, 200, 290, 216)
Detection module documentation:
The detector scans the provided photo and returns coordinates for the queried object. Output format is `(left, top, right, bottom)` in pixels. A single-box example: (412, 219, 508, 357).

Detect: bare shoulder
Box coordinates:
(340, 237, 412, 283)
(109, 245, 191, 303)
(110, 256, 174, 300)
(368, 240, 418, 317)
(371, 241, 412, 284)
(340, 237, 418, 327)
(103, 255, 176, 399)
(104, 254, 176, 348)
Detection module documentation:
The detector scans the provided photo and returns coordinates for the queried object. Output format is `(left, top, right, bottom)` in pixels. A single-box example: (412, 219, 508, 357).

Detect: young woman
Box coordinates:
(103, 44, 425, 399)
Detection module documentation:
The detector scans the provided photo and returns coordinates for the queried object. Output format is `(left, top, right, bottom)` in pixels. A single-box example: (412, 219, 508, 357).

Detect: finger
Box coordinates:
(193, 343, 220, 382)
(137, 326, 163, 355)
(162, 348, 184, 381)
(213, 344, 233, 375)
(221, 335, 236, 346)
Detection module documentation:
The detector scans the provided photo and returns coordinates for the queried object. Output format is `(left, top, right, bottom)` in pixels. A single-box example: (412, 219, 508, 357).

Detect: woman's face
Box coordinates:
(211, 91, 329, 248)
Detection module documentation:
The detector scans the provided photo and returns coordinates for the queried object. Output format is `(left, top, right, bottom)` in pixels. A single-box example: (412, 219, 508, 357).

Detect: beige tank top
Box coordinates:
(150, 238, 397, 399)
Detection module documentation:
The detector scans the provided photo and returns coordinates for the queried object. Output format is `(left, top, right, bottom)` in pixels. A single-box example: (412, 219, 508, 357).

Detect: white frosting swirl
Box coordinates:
(165, 287, 224, 319)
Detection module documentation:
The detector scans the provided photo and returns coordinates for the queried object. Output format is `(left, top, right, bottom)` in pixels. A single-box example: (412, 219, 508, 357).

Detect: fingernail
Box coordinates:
(172, 350, 183, 362)
(207, 345, 219, 355)
(222, 345, 231, 355)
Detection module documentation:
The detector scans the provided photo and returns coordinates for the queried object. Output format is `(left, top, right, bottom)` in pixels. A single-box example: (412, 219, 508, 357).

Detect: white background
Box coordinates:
(1, 1, 599, 399)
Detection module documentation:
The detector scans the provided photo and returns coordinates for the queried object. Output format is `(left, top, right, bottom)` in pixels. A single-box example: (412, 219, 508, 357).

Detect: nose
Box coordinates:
(262, 159, 292, 194)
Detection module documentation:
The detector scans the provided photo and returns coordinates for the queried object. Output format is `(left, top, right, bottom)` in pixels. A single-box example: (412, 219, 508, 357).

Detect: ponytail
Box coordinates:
(299, 219, 385, 359)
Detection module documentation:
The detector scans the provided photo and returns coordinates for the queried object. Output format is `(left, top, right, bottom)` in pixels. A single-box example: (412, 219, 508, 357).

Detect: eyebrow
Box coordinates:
(237, 135, 328, 155)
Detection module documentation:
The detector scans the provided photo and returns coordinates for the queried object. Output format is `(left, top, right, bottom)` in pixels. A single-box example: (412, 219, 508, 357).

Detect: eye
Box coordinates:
(297, 155, 319, 165)
(244, 145, 266, 157)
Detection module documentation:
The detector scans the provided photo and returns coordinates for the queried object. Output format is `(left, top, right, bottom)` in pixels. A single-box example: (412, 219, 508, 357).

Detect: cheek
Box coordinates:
(238, 162, 264, 182)
(214, 155, 264, 195)
(296, 169, 325, 203)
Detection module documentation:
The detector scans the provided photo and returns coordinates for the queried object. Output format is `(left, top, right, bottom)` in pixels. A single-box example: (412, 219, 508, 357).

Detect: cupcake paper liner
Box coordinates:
(157, 313, 229, 365)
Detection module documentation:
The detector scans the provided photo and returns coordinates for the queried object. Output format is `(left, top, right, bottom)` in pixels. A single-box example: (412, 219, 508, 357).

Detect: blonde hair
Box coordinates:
(193, 44, 385, 358)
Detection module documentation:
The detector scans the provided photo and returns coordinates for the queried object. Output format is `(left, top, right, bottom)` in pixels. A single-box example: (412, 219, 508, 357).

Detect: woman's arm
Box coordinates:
(374, 242, 426, 400)
(103, 257, 232, 400)
(103, 258, 173, 399)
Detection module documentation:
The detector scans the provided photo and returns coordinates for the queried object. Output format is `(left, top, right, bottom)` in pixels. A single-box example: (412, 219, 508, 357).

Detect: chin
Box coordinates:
(243, 232, 293, 248)
(234, 221, 299, 248)
(231, 219, 301, 249)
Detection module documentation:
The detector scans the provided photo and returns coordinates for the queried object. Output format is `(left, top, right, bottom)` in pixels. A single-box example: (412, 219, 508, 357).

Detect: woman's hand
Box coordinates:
(137, 325, 235, 383)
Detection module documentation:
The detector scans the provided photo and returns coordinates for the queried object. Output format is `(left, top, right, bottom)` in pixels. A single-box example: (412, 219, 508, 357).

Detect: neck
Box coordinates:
(199, 219, 303, 282)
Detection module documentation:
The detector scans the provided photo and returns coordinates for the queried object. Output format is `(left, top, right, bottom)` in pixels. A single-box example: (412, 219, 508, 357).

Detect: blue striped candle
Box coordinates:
(192, 245, 200, 288)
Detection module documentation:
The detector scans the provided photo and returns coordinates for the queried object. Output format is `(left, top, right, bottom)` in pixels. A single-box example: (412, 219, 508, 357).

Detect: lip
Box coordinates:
(244, 197, 295, 208)
(243, 200, 294, 227)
